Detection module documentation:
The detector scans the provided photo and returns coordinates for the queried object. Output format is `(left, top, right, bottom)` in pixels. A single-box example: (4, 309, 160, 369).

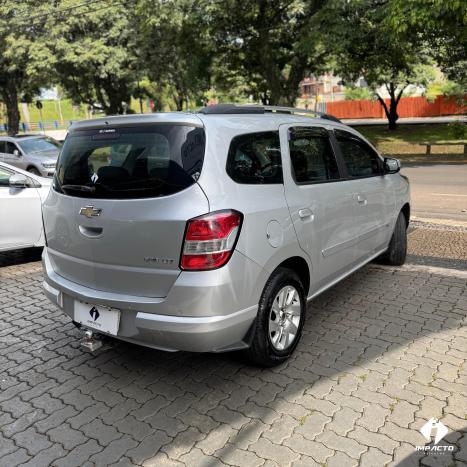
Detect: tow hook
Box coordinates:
(80, 329, 103, 352)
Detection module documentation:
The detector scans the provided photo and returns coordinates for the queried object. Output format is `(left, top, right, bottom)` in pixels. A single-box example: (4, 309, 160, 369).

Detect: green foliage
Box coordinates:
(0, 1, 53, 133)
(448, 122, 467, 141)
(0, 0, 464, 131)
(136, 0, 213, 111)
(209, 0, 330, 106)
(387, 0, 467, 91)
(321, 0, 437, 129)
(47, 0, 139, 115)
(440, 82, 467, 101)
(344, 87, 373, 101)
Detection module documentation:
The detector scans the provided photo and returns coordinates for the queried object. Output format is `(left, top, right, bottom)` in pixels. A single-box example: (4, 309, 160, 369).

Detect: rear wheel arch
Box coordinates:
(275, 256, 310, 297)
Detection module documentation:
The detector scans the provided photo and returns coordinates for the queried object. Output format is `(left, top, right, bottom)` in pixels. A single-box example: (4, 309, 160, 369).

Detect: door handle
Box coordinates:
(298, 208, 313, 219)
(356, 195, 367, 205)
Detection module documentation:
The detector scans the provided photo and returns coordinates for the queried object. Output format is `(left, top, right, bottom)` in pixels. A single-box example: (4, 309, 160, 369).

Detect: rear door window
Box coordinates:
(288, 127, 340, 184)
(54, 125, 205, 198)
(226, 131, 282, 184)
(335, 129, 382, 178)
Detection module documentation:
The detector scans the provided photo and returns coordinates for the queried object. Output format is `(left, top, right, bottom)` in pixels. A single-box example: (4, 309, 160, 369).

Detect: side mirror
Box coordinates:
(13, 149, 21, 157)
(384, 157, 401, 174)
(9, 174, 30, 188)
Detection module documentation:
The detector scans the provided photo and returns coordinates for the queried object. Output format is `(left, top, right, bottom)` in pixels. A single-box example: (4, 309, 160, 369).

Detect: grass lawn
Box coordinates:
(356, 123, 467, 161)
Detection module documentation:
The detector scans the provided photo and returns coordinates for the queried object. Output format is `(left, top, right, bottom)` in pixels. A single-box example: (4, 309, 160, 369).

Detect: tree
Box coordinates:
(387, 0, 467, 92)
(136, 0, 213, 111)
(322, 0, 436, 129)
(210, 0, 329, 106)
(48, 1, 138, 115)
(0, 1, 52, 135)
(344, 86, 373, 101)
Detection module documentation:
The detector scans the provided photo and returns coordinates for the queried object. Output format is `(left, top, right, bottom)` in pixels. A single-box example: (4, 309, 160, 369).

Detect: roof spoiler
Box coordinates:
(198, 104, 342, 123)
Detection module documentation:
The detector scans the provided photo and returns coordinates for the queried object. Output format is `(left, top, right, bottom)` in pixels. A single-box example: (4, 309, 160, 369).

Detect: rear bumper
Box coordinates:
(42, 248, 264, 352)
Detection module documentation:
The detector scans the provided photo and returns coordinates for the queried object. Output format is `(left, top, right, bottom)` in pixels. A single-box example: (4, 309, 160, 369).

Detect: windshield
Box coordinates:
(54, 124, 205, 199)
(19, 137, 62, 154)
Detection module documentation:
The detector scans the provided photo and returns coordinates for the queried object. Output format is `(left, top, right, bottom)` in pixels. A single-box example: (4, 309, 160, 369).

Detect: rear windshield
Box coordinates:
(54, 124, 205, 199)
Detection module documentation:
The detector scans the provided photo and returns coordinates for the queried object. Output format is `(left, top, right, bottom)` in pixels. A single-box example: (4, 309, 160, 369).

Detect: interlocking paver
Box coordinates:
(357, 404, 389, 432)
(179, 447, 229, 466)
(81, 418, 122, 445)
(161, 426, 204, 460)
(387, 400, 418, 428)
(88, 435, 139, 466)
(249, 437, 301, 465)
(316, 430, 367, 459)
(0, 447, 31, 466)
(19, 443, 67, 467)
(54, 439, 103, 467)
(114, 415, 154, 441)
(47, 423, 88, 450)
(13, 426, 52, 456)
(197, 424, 238, 455)
(1, 234, 466, 467)
(215, 443, 264, 467)
(263, 414, 298, 444)
(360, 447, 392, 466)
(294, 411, 330, 440)
(1, 409, 48, 438)
(326, 407, 360, 436)
(126, 430, 172, 465)
(326, 450, 359, 467)
(284, 434, 333, 463)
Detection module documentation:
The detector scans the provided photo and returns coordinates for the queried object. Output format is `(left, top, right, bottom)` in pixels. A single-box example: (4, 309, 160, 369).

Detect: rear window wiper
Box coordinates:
(61, 184, 96, 193)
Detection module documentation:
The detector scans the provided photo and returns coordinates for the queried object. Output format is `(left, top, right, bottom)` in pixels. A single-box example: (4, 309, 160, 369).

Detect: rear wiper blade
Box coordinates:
(61, 184, 96, 192)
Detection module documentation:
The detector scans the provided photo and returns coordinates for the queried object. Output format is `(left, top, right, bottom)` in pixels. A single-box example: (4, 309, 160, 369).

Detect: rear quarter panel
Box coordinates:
(197, 118, 312, 301)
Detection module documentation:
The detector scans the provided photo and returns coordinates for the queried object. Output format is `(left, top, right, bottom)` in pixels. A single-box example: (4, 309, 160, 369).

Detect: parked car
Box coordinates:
(42, 105, 410, 366)
(0, 162, 51, 253)
(0, 134, 62, 177)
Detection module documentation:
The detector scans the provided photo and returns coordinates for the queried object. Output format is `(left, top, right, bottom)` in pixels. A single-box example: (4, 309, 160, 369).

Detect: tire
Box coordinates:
(246, 267, 306, 367)
(378, 211, 407, 266)
(27, 167, 41, 176)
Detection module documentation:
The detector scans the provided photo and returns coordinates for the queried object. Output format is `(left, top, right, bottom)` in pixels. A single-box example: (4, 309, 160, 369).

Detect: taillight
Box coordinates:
(180, 210, 243, 271)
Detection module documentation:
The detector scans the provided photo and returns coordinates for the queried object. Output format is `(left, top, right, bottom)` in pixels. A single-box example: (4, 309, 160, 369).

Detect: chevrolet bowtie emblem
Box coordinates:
(79, 206, 102, 218)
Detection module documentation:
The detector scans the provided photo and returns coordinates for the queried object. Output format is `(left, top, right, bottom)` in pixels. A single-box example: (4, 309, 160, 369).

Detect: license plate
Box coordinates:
(74, 301, 120, 335)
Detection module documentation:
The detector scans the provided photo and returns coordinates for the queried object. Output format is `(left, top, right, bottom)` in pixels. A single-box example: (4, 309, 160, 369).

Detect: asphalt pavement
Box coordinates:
(401, 164, 467, 223)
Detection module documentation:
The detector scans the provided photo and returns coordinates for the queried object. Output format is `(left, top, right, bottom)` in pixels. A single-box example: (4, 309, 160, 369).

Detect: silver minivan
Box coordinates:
(0, 135, 61, 177)
(42, 105, 410, 366)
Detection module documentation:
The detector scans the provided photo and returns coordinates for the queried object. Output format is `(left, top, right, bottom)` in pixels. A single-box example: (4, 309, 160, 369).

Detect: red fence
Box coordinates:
(326, 95, 466, 119)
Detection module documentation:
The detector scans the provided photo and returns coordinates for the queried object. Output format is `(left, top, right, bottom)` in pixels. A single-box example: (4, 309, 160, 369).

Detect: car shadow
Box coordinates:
(0, 247, 43, 268)
(406, 254, 467, 271)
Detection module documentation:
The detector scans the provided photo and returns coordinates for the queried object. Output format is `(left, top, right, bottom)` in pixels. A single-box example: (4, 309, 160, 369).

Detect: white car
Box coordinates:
(0, 161, 51, 253)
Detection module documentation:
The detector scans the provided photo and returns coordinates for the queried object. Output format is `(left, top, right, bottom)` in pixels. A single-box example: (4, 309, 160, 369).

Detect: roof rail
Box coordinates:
(197, 103, 342, 123)
(262, 106, 342, 123)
